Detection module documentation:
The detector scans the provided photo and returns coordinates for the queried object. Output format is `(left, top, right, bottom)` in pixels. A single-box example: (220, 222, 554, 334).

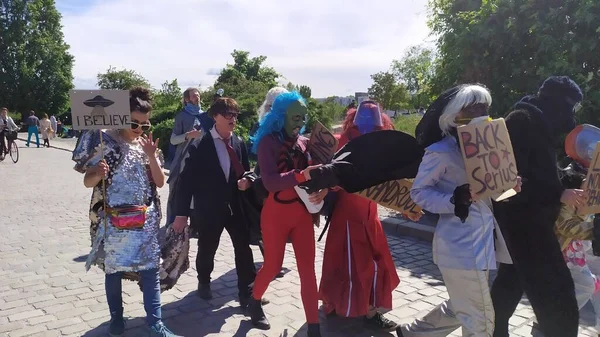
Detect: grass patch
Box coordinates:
(393, 114, 422, 136)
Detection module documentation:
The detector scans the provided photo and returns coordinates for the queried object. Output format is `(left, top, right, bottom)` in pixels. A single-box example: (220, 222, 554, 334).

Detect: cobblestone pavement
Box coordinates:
(0, 140, 597, 337)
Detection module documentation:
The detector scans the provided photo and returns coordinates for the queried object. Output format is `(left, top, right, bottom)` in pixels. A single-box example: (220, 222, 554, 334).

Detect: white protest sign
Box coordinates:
(69, 90, 130, 130)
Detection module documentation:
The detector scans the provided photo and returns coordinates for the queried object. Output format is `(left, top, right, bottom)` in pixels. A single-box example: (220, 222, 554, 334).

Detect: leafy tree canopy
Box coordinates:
(97, 66, 151, 90)
(0, 0, 74, 120)
(428, 0, 600, 125)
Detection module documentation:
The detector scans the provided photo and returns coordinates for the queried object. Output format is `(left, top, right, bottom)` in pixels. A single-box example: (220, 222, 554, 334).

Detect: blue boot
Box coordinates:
(149, 322, 181, 337)
(108, 310, 125, 336)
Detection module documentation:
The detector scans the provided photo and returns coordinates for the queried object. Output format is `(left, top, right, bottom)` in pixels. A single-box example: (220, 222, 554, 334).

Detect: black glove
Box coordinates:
(592, 214, 600, 256)
(451, 184, 472, 223)
(297, 164, 341, 194)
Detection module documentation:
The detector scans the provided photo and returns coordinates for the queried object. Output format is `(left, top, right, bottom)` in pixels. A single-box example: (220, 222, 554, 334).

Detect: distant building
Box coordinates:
(355, 92, 369, 104)
(313, 96, 354, 107)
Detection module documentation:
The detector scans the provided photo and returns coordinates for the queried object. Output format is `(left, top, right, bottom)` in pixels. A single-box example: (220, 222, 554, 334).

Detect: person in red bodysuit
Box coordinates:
(248, 91, 328, 337)
(319, 101, 401, 331)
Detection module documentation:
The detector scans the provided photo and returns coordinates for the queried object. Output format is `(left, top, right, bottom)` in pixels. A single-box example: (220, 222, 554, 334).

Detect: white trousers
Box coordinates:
(400, 268, 494, 337)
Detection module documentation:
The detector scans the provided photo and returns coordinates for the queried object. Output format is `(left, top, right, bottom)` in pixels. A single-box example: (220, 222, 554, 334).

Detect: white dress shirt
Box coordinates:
(210, 127, 233, 182)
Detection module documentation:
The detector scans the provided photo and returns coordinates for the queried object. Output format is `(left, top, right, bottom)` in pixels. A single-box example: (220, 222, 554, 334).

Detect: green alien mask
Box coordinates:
(284, 100, 307, 137)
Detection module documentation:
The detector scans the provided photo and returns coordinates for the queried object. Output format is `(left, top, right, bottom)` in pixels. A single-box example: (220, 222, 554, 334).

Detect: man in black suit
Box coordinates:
(173, 97, 267, 308)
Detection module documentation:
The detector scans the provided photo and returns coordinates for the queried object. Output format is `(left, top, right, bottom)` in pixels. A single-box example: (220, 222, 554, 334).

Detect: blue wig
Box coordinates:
(251, 91, 306, 154)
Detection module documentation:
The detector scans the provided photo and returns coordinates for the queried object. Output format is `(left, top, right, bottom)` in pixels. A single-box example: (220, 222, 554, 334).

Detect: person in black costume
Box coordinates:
(491, 76, 586, 337)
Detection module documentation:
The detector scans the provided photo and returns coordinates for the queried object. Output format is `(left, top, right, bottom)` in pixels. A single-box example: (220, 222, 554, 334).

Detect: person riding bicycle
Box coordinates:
(0, 107, 19, 158)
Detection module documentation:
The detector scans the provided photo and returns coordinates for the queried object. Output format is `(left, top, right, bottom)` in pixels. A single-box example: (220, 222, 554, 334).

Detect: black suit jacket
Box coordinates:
(175, 131, 250, 228)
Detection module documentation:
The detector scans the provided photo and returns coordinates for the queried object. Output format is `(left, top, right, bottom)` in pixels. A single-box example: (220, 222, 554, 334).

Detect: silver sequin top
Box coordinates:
(73, 130, 163, 274)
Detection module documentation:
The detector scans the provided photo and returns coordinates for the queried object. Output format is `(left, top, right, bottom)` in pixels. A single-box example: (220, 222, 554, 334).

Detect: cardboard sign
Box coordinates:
(309, 122, 338, 165)
(457, 118, 518, 201)
(356, 179, 422, 217)
(70, 90, 130, 130)
(582, 143, 600, 214)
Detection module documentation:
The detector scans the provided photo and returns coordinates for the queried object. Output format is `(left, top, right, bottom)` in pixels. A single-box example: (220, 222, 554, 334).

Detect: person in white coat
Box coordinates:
(396, 84, 520, 337)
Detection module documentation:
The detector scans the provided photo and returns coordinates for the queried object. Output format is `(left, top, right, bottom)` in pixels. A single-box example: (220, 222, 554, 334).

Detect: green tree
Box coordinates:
(97, 66, 151, 90)
(368, 71, 410, 111)
(285, 82, 297, 92)
(428, 0, 600, 125)
(392, 45, 436, 109)
(216, 50, 279, 89)
(212, 50, 283, 139)
(154, 79, 182, 108)
(299, 85, 312, 99)
(0, 0, 74, 120)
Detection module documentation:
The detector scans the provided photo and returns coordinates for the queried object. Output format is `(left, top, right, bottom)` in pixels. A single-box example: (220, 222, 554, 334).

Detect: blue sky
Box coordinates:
(57, 0, 432, 98)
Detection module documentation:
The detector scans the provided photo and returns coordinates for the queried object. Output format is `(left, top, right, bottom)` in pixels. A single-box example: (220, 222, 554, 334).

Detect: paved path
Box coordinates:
(0, 139, 597, 337)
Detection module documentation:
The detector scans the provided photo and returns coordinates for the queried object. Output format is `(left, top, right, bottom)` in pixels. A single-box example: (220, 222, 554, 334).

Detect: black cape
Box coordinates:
(297, 130, 424, 194)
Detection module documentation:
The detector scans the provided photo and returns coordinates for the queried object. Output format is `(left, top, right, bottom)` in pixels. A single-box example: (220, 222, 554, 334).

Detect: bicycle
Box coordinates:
(0, 130, 19, 163)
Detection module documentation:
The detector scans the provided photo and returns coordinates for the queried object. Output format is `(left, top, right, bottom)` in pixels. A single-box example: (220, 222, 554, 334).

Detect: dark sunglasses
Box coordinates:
(220, 111, 240, 120)
(131, 122, 151, 131)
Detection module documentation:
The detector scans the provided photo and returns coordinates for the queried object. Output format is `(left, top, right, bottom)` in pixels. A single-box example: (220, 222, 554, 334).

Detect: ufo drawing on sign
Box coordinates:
(84, 95, 114, 117)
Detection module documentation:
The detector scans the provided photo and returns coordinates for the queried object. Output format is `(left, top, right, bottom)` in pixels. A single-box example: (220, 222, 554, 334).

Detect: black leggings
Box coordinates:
(0, 131, 6, 155)
(491, 214, 578, 337)
(43, 138, 50, 147)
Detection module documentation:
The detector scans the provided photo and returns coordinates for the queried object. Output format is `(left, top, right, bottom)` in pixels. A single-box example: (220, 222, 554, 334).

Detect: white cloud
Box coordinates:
(60, 0, 432, 98)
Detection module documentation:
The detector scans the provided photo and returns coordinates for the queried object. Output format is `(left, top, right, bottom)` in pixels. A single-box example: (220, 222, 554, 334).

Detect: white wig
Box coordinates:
(258, 86, 289, 121)
(438, 84, 492, 135)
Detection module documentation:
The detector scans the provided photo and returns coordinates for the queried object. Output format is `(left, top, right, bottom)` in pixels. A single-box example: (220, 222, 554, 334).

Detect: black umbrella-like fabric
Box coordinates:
(297, 130, 424, 194)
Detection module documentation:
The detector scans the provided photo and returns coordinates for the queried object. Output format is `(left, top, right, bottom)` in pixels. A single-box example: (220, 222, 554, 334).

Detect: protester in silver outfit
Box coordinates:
(72, 87, 180, 337)
(396, 84, 520, 337)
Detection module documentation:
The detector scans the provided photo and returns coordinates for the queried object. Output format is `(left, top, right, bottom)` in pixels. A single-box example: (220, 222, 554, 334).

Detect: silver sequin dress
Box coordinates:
(73, 129, 161, 275)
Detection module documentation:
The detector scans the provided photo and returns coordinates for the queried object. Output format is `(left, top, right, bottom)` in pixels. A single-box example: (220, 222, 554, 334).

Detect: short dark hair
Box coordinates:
(129, 87, 153, 113)
(208, 97, 240, 118)
(1, 107, 7, 111)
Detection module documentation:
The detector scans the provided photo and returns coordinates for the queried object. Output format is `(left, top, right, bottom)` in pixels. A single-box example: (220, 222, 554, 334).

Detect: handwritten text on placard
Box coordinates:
(70, 90, 131, 130)
(582, 144, 600, 214)
(356, 179, 422, 217)
(458, 118, 518, 200)
(309, 122, 338, 165)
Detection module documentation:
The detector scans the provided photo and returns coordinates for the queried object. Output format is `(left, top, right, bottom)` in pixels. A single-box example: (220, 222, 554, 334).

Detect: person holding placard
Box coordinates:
(319, 101, 401, 331)
(490, 76, 584, 337)
(396, 84, 519, 337)
(527, 161, 600, 336)
(247, 91, 328, 336)
(72, 87, 180, 337)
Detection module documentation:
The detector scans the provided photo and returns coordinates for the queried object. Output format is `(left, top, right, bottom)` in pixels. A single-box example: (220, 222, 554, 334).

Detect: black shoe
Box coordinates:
(531, 322, 544, 337)
(275, 270, 285, 278)
(197, 283, 212, 300)
(240, 295, 269, 308)
(108, 309, 125, 336)
(365, 312, 398, 331)
(248, 297, 270, 330)
(395, 326, 405, 337)
(307, 323, 321, 337)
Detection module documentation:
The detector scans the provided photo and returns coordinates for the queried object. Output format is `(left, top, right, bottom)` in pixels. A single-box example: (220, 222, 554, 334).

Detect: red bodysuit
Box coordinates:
(319, 127, 400, 317)
(252, 133, 319, 324)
